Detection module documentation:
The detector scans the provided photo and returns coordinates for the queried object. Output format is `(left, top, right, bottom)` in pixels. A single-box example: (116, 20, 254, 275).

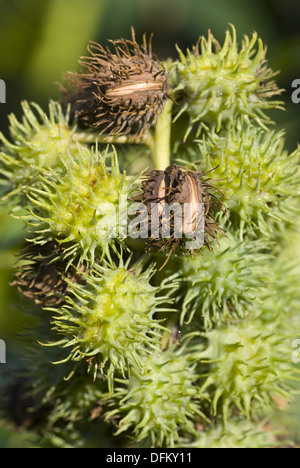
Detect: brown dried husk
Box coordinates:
(12, 242, 88, 308)
(140, 164, 225, 258)
(60, 28, 169, 139)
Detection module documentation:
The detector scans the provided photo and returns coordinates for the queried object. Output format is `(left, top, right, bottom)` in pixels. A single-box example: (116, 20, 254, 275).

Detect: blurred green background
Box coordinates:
(0, 0, 299, 446)
(0, 0, 300, 146)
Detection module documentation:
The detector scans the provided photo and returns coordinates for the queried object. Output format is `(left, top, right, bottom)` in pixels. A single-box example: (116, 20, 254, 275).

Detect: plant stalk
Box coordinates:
(152, 98, 173, 171)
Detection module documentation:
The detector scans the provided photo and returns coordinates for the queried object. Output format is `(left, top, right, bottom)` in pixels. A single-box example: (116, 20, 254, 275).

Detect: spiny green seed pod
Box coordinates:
(45, 373, 106, 431)
(198, 314, 296, 423)
(25, 145, 139, 266)
(170, 25, 283, 138)
(0, 101, 83, 205)
(193, 125, 300, 237)
(260, 229, 300, 325)
(170, 230, 273, 329)
(47, 259, 176, 391)
(23, 343, 109, 448)
(184, 419, 277, 448)
(24, 341, 83, 402)
(105, 344, 206, 448)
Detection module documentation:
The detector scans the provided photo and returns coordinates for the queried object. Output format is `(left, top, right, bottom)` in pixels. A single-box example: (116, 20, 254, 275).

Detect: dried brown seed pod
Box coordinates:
(60, 28, 169, 139)
(140, 164, 225, 260)
(12, 242, 88, 308)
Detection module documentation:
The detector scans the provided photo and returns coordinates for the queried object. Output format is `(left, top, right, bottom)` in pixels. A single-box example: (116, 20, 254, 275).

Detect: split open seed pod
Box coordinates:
(60, 28, 169, 139)
(140, 164, 225, 260)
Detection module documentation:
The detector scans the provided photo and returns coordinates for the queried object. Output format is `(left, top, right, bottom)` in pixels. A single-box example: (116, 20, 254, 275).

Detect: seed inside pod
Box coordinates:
(105, 80, 166, 99)
(166, 168, 204, 239)
(184, 173, 203, 236)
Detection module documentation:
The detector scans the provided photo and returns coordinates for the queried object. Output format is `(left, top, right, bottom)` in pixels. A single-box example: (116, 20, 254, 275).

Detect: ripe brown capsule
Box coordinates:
(60, 28, 169, 139)
(141, 164, 225, 259)
(12, 243, 88, 308)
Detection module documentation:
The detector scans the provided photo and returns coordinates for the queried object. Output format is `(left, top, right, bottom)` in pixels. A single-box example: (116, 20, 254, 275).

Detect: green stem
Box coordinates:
(74, 98, 173, 172)
(152, 98, 173, 171)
